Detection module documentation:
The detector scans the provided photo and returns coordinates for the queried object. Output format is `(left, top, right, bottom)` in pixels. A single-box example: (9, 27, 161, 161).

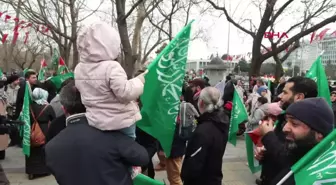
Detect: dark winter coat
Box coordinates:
(181, 108, 229, 185)
(46, 114, 149, 185)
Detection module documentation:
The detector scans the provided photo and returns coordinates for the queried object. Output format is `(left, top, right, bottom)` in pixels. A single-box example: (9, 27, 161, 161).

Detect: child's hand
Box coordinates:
(136, 70, 148, 84)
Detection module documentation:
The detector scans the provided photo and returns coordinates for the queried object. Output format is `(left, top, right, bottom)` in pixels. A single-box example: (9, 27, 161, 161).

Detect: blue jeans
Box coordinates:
(120, 124, 136, 139)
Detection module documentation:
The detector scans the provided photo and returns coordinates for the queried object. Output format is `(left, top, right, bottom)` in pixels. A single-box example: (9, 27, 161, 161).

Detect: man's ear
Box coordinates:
(315, 132, 324, 142)
(294, 93, 305, 101)
(61, 105, 67, 115)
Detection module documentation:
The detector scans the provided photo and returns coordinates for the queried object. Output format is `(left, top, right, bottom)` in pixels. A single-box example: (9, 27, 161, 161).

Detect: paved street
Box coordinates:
(1, 136, 259, 185)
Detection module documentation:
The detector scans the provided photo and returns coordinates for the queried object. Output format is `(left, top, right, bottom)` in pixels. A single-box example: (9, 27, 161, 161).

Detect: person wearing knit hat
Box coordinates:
(268, 98, 335, 185)
(285, 97, 334, 139)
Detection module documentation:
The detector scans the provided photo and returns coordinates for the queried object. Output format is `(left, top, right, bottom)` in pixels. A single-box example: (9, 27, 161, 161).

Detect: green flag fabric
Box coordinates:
(245, 133, 262, 173)
(19, 82, 31, 156)
(38, 59, 48, 81)
(49, 72, 74, 91)
(133, 174, 164, 185)
(277, 130, 336, 185)
(51, 48, 60, 68)
(305, 56, 331, 106)
(0, 68, 3, 78)
(229, 86, 248, 146)
(136, 21, 193, 157)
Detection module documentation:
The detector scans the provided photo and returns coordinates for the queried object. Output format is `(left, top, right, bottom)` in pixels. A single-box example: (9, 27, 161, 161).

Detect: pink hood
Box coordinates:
(267, 102, 283, 116)
(75, 22, 144, 131)
(77, 22, 121, 63)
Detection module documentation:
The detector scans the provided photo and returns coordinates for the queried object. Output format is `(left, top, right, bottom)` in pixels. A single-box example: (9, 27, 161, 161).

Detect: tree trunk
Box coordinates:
(249, 56, 262, 77)
(72, 37, 79, 69)
(275, 61, 283, 82)
(116, 0, 136, 79)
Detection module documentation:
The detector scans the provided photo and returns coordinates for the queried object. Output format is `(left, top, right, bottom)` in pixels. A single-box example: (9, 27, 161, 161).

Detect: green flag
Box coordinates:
(136, 21, 193, 157)
(51, 48, 60, 68)
(19, 82, 31, 156)
(133, 174, 164, 185)
(229, 86, 248, 146)
(277, 130, 336, 185)
(245, 133, 261, 173)
(38, 59, 48, 81)
(49, 72, 74, 91)
(305, 56, 331, 106)
(267, 80, 271, 90)
(0, 68, 3, 78)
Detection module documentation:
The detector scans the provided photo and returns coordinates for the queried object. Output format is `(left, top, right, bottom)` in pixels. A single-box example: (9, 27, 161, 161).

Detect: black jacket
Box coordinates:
(181, 109, 229, 185)
(46, 114, 66, 142)
(45, 114, 149, 185)
(260, 112, 289, 185)
(332, 101, 336, 127)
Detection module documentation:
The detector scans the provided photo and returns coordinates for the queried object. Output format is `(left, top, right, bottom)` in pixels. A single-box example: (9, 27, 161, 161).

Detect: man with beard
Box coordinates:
(260, 98, 334, 184)
(255, 76, 318, 185)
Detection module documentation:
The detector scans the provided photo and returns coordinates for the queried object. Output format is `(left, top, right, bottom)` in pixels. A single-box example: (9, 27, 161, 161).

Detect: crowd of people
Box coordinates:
(0, 21, 334, 185)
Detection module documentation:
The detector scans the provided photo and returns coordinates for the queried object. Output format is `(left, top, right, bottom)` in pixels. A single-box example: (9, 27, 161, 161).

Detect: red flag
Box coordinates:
(59, 57, 65, 66)
(19, 20, 25, 25)
(331, 30, 336, 37)
(0, 12, 3, 17)
(318, 28, 330, 40)
(25, 23, 32, 28)
(12, 32, 19, 44)
(5, 15, 11, 23)
(13, 17, 19, 22)
(41, 59, 48, 67)
(1, 34, 8, 44)
(24, 32, 29, 44)
(247, 127, 263, 147)
(310, 32, 316, 43)
(13, 24, 20, 32)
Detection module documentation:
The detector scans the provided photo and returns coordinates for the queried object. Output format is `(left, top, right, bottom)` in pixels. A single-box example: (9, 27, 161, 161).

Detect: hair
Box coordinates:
(286, 76, 317, 98)
(331, 91, 336, 96)
(190, 78, 206, 89)
(222, 80, 235, 104)
(256, 78, 265, 85)
(59, 81, 86, 115)
(199, 87, 223, 113)
(257, 97, 268, 105)
(25, 71, 36, 79)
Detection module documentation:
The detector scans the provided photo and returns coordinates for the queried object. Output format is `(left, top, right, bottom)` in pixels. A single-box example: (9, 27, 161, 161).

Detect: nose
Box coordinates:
(282, 121, 290, 133)
(278, 92, 283, 99)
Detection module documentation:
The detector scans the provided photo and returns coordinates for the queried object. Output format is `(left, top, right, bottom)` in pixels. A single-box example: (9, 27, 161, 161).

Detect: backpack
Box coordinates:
(30, 105, 48, 147)
(178, 101, 199, 140)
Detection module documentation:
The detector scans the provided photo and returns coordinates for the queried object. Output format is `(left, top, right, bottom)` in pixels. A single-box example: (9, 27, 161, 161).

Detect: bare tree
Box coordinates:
(11, 38, 46, 70)
(143, 0, 210, 63)
(1, 0, 104, 69)
(206, 0, 336, 78)
(114, 0, 163, 78)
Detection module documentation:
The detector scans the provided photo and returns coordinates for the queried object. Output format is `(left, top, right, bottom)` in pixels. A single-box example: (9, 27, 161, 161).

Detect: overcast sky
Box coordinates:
(84, 0, 336, 60)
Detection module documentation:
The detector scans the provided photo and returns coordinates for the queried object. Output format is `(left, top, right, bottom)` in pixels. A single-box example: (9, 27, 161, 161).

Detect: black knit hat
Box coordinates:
(286, 98, 334, 137)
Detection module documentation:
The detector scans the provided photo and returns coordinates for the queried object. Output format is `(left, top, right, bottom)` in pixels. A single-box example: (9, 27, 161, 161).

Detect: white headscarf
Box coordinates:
(32, 88, 49, 105)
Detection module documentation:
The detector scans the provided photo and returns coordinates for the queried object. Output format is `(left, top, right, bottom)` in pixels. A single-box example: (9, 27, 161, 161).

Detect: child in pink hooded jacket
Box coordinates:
(74, 22, 147, 139)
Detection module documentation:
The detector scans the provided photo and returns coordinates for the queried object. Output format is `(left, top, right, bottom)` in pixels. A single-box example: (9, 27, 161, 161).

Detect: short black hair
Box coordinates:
(257, 97, 268, 105)
(24, 71, 36, 79)
(286, 76, 317, 98)
(59, 81, 86, 115)
(331, 91, 336, 96)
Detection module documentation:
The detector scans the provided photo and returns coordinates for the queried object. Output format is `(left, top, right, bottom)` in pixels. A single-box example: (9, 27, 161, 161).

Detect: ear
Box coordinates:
(315, 132, 324, 142)
(294, 93, 305, 101)
(61, 105, 67, 115)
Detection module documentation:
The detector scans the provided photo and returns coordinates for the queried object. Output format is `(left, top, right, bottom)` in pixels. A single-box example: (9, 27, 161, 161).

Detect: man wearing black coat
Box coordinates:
(255, 76, 318, 185)
(45, 81, 149, 185)
(260, 98, 334, 185)
(14, 70, 38, 120)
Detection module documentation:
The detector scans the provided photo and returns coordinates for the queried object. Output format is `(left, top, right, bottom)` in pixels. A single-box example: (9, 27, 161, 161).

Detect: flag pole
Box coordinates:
(276, 171, 293, 185)
(320, 50, 325, 56)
